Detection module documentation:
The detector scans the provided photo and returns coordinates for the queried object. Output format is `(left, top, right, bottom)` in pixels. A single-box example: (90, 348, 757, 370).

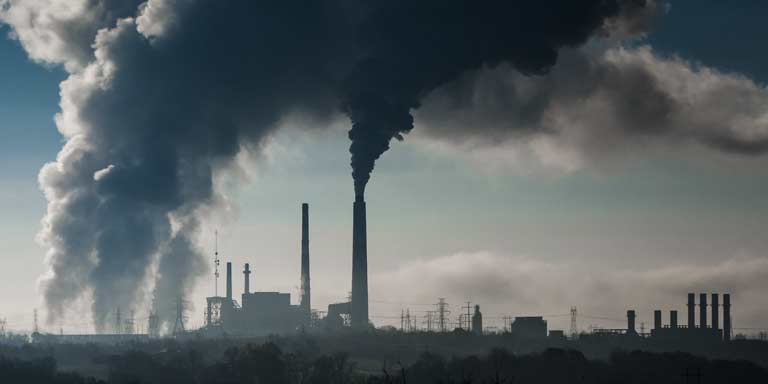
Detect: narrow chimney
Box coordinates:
(688, 293, 695, 328)
(300, 203, 311, 321)
(670, 310, 678, 328)
(351, 197, 369, 329)
(243, 263, 251, 294)
(711, 293, 719, 331)
(654, 310, 662, 330)
(226, 262, 232, 301)
(627, 310, 636, 334)
(700, 293, 708, 328)
(723, 293, 731, 341)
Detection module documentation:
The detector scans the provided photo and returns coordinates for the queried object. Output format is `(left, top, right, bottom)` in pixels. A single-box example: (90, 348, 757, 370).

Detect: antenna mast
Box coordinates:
(214, 230, 220, 297)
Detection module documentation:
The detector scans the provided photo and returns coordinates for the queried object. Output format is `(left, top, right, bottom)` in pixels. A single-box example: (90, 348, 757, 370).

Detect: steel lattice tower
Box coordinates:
(570, 306, 578, 338)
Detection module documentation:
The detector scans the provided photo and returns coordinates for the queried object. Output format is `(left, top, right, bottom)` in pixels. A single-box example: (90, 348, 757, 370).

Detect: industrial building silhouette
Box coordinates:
(202, 201, 371, 335)
(29, 200, 743, 352)
(195, 201, 736, 348)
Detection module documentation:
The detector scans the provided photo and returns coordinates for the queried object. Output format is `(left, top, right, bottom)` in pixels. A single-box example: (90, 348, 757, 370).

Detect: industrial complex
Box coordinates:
(29, 198, 740, 350)
(201, 199, 371, 336)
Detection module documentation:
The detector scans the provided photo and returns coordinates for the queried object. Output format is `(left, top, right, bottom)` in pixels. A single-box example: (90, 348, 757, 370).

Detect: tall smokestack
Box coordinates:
(711, 293, 719, 331)
(243, 263, 251, 294)
(653, 310, 662, 330)
(688, 293, 695, 328)
(724, 293, 731, 341)
(351, 196, 369, 329)
(300, 203, 311, 321)
(627, 310, 636, 335)
(700, 293, 708, 328)
(226, 262, 232, 302)
(670, 310, 678, 328)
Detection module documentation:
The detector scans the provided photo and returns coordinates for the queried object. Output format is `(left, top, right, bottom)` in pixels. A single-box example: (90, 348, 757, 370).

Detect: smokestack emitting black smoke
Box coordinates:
(351, 198, 368, 328)
(18, 0, 767, 328)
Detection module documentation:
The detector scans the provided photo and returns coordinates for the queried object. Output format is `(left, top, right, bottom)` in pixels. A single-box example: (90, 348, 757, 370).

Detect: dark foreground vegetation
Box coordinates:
(2, 342, 767, 384)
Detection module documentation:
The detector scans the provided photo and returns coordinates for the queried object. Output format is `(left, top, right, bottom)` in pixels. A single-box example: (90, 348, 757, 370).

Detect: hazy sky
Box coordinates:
(1, 1, 768, 335)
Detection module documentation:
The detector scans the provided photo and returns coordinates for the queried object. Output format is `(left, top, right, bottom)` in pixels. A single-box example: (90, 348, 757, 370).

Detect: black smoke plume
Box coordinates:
(343, 0, 647, 198)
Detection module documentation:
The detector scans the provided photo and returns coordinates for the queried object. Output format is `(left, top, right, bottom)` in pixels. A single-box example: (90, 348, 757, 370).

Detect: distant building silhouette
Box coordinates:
(472, 305, 483, 335)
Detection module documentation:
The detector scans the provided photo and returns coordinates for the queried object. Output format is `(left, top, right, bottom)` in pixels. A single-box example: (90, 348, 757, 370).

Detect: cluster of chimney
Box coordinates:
(685, 292, 732, 340)
(629, 293, 731, 341)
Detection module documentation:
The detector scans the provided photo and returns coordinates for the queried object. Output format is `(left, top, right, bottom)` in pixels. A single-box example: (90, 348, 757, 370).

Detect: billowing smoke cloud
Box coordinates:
(343, 0, 654, 198)
(4, 0, 348, 330)
(2, 0, 653, 329)
(0, 0, 144, 71)
(414, 45, 768, 170)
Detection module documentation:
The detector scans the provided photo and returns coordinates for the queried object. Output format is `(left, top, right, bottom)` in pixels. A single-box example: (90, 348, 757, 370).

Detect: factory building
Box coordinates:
(203, 200, 373, 335)
(510, 316, 548, 339)
(647, 293, 731, 343)
(204, 204, 314, 335)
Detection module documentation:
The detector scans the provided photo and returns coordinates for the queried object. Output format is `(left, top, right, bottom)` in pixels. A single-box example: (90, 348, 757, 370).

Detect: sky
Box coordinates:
(0, 0, 767, 335)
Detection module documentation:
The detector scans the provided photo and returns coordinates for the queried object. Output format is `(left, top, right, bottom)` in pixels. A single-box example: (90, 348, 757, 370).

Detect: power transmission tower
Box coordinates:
(405, 309, 411, 333)
(214, 230, 220, 297)
(424, 311, 435, 332)
(436, 298, 450, 332)
(125, 310, 135, 335)
(173, 296, 187, 336)
(115, 308, 122, 334)
(570, 306, 578, 338)
(463, 302, 472, 332)
(503, 316, 513, 333)
(148, 308, 159, 338)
